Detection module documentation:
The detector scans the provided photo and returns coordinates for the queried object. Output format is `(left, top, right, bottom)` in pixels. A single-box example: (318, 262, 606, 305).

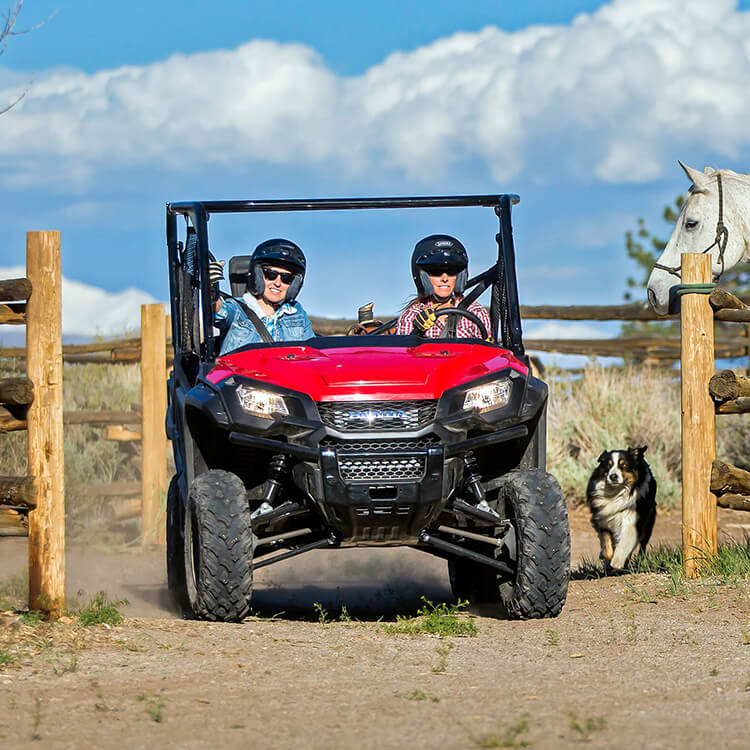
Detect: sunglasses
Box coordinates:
(262, 267, 295, 284)
(424, 265, 459, 277)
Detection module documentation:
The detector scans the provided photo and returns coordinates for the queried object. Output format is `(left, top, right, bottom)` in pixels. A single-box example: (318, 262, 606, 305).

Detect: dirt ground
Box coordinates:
(1, 507, 750, 749)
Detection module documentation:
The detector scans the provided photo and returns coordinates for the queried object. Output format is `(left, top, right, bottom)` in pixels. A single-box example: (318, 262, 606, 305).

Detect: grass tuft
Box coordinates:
(568, 711, 607, 741)
(20, 610, 43, 627)
(382, 597, 477, 637)
(405, 689, 440, 702)
(0, 648, 14, 668)
(312, 602, 329, 626)
(466, 714, 532, 748)
(77, 592, 128, 626)
(573, 540, 750, 588)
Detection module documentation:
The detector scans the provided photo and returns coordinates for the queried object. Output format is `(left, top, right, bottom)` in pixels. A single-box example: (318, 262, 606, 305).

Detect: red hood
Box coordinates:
(206, 342, 528, 401)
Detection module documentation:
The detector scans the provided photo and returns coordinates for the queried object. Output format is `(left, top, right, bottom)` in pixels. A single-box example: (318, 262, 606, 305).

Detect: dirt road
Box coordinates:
(1, 508, 749, 748)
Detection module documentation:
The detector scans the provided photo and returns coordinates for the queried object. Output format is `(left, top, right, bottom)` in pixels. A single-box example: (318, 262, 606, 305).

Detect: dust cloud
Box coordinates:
(3, 538, 454, 621)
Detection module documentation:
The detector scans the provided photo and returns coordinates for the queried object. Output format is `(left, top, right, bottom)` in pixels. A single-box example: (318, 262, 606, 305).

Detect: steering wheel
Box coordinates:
(414, 307, 489, 341)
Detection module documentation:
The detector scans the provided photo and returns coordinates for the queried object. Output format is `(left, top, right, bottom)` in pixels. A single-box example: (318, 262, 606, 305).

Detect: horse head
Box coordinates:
(646, 162, 750, 315)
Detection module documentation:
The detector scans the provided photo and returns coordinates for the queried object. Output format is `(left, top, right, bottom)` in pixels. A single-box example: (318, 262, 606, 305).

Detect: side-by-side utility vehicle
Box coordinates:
(165, 195, 570, 622)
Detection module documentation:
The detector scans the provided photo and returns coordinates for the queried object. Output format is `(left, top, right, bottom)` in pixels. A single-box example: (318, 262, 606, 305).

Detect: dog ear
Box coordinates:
(597, 450, 609, 463)
(636, 445, 648, 458)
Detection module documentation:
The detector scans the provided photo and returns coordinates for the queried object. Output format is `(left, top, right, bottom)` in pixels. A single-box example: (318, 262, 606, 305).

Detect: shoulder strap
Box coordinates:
(234, 298, 274, 344)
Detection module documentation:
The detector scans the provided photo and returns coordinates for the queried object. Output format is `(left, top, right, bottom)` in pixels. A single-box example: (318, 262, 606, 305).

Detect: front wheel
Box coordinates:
(184, 470, 256, 622)
(449, 469, 570, 619)
(495, 469, 570, 619)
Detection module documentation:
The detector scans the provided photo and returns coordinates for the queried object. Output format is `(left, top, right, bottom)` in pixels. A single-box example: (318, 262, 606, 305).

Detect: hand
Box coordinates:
(412, 308, 437, 335)
(208, 260, 225, 285)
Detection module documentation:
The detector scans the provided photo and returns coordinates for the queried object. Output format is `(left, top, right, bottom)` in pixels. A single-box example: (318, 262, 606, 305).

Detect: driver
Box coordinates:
(211, 238, 314, 354)
(395, 234, 491, 338)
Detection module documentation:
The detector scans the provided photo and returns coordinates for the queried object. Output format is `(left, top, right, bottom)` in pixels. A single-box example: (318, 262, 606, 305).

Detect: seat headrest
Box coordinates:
(228, 255, 252, 297)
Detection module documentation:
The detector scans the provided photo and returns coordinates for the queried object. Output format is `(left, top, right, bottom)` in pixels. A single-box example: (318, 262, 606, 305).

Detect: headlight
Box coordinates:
(463, 380, 511, 413)
(236, 385, 289, 418)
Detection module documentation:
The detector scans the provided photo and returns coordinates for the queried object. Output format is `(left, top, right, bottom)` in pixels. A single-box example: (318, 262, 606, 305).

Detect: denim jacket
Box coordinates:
(215, 293, 314, 355)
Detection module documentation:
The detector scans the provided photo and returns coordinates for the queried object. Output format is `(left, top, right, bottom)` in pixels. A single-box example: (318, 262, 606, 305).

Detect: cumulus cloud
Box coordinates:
(0, 0, 749, 187)
(0, 265, 159, 338)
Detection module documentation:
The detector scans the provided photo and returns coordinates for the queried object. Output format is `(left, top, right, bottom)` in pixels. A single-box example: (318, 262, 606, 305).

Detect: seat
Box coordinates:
(228, 255, 252, 297)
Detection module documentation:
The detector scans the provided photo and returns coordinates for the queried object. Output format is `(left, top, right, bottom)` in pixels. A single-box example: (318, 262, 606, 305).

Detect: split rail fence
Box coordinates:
(5, 253, 750, 593)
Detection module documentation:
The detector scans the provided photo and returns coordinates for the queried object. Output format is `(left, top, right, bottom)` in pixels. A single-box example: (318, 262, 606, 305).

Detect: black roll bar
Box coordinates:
(168, 195, 517, 214)
(496, 195, 525, 357)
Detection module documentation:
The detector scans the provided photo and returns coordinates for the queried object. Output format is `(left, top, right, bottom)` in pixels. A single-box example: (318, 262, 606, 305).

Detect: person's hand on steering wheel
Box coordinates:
(412, 308, 438, 335)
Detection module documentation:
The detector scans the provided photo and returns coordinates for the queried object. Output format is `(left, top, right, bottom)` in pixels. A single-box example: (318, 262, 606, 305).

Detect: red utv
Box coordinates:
(165, 195, 570, 622)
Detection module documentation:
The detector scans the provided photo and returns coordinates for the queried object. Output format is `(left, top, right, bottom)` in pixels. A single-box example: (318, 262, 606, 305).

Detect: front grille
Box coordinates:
(317, 400, 438, 432)
(320, 437, 439, 453)
(321, 436, 436, 483)
(338, 455, 426, 482)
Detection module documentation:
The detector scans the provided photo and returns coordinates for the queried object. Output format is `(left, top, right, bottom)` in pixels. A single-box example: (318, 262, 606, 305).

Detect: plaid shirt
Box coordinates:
(395, 299, 491, 339)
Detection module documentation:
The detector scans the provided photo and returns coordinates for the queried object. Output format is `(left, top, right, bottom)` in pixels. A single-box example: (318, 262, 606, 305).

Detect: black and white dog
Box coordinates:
(586, 446, 657, 571)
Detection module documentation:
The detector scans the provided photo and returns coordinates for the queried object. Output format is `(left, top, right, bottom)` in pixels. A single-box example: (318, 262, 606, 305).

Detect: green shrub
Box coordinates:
(383, 597, 477, 637)
(77, 592, 128, 626)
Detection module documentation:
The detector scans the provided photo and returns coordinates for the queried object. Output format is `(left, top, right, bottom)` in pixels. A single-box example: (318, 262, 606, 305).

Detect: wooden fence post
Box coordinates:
(26, 231, 65, 615)
(141, 303, 167, 546)
(680, 253, 717, 577)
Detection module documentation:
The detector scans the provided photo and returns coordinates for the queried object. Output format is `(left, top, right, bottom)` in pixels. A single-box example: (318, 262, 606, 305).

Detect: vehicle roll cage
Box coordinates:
(166, 194, 525, 364)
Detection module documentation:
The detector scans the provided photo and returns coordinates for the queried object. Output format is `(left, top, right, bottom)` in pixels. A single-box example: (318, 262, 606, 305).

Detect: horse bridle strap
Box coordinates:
(652, 172, 729, 280)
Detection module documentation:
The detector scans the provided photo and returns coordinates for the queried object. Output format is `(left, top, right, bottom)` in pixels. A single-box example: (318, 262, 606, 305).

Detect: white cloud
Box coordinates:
(0, 265, 159, 338)
(0, 0, 749, 187)
(524, 321, 607, 339)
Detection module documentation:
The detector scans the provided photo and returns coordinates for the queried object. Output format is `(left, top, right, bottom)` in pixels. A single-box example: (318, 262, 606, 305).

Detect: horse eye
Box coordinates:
(685, 219, 699, 230)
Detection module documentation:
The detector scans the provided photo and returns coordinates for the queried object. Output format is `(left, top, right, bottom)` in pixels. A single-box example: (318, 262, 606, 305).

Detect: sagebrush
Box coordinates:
(546, 364, 750, 509)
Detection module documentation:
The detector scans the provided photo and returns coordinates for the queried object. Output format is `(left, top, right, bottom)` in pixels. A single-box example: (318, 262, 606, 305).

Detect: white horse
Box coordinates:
(647, 162, 750, 315)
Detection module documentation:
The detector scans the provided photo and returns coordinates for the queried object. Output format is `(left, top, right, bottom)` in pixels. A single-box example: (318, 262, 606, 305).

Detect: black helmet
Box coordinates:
(248, 238, 306, 302)
(411, 234, 468, 298)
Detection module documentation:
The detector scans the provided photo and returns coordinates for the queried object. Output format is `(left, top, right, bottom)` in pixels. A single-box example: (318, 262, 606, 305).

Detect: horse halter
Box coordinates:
(652, 173, 730, 281)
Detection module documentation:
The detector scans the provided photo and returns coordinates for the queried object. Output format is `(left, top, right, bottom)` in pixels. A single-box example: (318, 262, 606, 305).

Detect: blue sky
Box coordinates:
(2, 0, 750, 340)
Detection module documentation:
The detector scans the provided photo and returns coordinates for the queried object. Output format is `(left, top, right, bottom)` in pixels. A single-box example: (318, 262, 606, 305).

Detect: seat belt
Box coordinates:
(234, 298, 274, 344)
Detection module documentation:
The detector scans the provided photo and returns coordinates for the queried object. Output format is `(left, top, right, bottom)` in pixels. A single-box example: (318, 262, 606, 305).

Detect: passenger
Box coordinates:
(211, 238, 314, 355)
(395, 234, 491, 338)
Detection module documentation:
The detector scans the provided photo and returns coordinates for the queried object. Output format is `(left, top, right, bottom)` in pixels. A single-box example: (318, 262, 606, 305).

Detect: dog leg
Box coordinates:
(610, 518, 639, 570)
(599, 531, 614, 563)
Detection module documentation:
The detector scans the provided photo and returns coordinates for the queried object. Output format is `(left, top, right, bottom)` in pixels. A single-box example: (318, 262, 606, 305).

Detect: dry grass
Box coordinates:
(546, 364, 750, 509)
(0, 360, 143, 542)
(547, 365, 682, 508)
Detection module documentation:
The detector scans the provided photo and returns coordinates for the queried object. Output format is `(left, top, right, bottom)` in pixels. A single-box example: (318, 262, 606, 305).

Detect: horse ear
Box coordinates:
(678, 160, 709, 191)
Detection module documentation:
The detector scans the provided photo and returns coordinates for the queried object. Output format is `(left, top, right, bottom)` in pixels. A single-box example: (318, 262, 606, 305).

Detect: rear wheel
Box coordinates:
(166, 474, 191, 616)
(184, 470, 256, 622)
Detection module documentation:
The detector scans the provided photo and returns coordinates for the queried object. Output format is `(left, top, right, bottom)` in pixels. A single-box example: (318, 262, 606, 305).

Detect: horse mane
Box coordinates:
(705, 167, 750, 185)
